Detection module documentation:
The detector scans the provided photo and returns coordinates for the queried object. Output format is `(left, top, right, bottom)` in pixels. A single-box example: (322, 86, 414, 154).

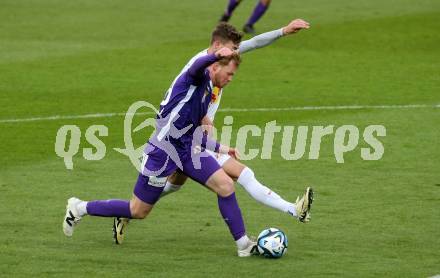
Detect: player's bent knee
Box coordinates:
(130, 198, 153, 219)
(130, 206, 151, 219)
(217, 176, 235, 197)
(223, 159, 246, 181)
(206, 170, 235, 197)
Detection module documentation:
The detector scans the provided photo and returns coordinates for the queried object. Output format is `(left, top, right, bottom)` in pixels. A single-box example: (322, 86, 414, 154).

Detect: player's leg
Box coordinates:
(63, 173, 164, 237)
(220, 0, 242, 22)
(222, 157, 313, 222)
(223, 158, 296, 214)
(112, 170, 171, 243)
(182, 153, 257, 257)
(205, 169, 257, 257)
(63, 197, 132, 237)
(113, 171, 186, 244)
(243, 0, 271, 34)
(207, 151, 297, 216)
(65, 147, 173, 238)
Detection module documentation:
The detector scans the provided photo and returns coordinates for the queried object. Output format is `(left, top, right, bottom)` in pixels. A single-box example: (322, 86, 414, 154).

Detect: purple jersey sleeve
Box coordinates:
(187, 53, 218, 83)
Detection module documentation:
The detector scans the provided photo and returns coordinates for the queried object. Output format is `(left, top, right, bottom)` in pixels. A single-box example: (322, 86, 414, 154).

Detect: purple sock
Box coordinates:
(218, 192, 246, 241)
(225, 0, 240, 17)
(246, 1, 269, 26)
(86, 200, 132, 218)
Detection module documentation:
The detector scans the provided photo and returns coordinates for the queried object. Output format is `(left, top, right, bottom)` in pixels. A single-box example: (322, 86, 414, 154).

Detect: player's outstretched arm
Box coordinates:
(239, 19, 310, 54)
(281, 18, 310, 35)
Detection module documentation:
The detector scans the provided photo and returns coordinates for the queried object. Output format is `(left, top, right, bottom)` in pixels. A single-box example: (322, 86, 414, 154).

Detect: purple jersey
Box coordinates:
(141, 53, 221, 178)
(153, 53, 218, 154)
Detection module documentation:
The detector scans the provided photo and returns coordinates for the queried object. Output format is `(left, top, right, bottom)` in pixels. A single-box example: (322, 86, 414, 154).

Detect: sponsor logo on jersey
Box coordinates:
(211, 87, 221, 104)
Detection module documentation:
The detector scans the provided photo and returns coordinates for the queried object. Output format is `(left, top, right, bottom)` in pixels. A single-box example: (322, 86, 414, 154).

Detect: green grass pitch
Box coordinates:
(1, 0, 439, 277)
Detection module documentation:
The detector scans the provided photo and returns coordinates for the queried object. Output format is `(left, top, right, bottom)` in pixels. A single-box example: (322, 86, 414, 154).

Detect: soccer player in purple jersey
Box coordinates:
(220, 0, 272, 34)
(63, 48, 261, 257)
(113, 20, 314, 245)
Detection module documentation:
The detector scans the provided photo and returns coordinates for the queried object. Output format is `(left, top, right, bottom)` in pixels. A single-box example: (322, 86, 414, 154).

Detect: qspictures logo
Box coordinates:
(54, 101, 386, 171)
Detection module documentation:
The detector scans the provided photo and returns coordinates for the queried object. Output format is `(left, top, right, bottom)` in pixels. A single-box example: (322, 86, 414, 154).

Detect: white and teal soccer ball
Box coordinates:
(257, 227, 288, 258)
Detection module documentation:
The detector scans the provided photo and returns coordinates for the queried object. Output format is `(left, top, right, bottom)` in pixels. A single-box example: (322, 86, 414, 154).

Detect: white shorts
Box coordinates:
(206, 150, 232, 167)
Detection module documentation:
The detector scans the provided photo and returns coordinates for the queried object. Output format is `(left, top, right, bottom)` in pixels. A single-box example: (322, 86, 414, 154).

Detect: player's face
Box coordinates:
(211, 61, 238, 88)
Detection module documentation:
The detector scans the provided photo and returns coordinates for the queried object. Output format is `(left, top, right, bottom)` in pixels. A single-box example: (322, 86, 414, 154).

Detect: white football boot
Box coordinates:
(237, 237, 258, 257)
(113, 217, 130, 244)
(63, 197, 83, 237)
(295, 187, 314, 223)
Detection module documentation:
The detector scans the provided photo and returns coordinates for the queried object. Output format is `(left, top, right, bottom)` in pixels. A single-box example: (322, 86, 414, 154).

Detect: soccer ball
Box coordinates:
(257, 227, 288, 258)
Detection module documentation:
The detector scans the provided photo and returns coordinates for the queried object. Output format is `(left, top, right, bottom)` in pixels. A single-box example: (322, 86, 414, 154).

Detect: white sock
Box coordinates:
(160, 181, 182, 197)
(237, 167, 297, 217)
(77, 201, 88, 216)
(236, 235, 250, 250)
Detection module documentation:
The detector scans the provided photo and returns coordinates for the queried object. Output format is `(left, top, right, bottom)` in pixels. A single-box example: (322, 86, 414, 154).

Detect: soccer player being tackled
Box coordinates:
(112, 19, 314, 249)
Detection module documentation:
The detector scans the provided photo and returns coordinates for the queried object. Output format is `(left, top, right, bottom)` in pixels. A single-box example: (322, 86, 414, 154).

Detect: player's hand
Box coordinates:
(228, 148, 241, 160)
(215, 47, 235, 59)
(201, 115, 214, 136)
(282, 19, 310, 35)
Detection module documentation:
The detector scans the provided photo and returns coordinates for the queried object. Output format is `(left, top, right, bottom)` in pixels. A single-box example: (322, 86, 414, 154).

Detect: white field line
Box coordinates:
(0, 104, 439, 124)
